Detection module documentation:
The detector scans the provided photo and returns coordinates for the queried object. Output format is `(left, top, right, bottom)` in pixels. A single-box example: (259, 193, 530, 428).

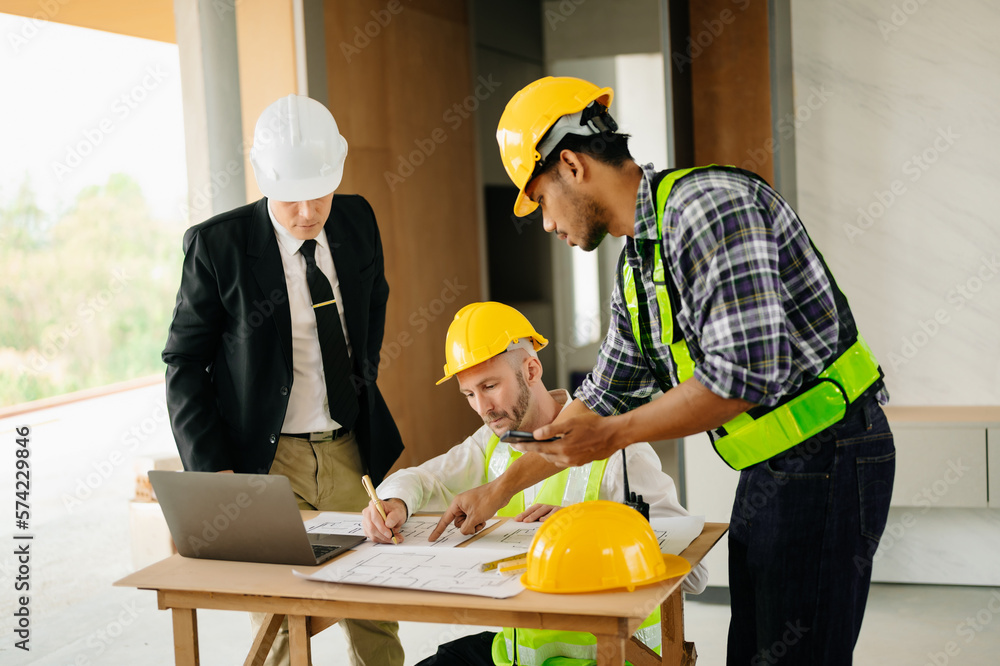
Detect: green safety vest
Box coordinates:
(621, 165, 884, 470)
(483, 434, 609, 515)
(482, 435, 660, 665)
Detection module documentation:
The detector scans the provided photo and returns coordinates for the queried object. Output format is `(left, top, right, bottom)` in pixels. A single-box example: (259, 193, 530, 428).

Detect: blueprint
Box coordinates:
(303, 512, 498, 548)
(462, 519, 542, 550)
(297, 546, 525, 598)
(297, 514, 704, 598)
(650, 515, 705, 555)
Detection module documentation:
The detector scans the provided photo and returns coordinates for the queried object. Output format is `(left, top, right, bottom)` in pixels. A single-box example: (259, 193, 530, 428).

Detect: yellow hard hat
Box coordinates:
(437, 302, 548, 385)
(521, 500, 692, 594)
(496, 76, 613, 217)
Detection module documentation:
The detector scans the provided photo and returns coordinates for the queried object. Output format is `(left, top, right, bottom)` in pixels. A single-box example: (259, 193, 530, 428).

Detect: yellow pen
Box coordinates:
(480, 552, 529, 572)
(361, 474, 399, 545)
(496, 557, 528, 575)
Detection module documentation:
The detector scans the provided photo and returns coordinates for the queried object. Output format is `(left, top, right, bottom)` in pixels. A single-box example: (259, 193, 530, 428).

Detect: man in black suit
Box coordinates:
(163, 94, 404, 666)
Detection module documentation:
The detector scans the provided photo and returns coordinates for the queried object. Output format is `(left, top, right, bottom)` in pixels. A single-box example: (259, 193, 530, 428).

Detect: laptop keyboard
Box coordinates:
(311, 544, 340, 560)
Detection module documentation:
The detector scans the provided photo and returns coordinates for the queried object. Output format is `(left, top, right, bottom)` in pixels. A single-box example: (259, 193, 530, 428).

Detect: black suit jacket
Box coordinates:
(162, 195, 403, 484)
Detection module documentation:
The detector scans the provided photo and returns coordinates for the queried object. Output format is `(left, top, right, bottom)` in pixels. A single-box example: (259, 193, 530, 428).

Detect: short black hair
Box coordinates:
(531, 130, 634, 182)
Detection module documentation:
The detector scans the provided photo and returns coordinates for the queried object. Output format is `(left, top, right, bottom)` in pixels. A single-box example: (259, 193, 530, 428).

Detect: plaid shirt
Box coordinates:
(577, 163, 868, 415)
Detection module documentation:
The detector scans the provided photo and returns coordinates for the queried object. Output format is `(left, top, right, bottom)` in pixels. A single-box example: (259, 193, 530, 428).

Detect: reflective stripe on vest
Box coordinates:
(491, 605, 662, 666)
(621, 165, 883, 470)
(482, 434, 658, 665)
(483, 435, 609, 516)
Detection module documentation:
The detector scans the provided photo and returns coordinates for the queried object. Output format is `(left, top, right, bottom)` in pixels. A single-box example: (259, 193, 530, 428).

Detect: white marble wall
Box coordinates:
(790, 0, 1000, 405)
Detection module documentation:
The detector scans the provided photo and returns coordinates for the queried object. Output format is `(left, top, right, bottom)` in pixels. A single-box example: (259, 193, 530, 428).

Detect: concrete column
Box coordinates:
(768, 0, 798, 207)
(173, 0, 246, 222)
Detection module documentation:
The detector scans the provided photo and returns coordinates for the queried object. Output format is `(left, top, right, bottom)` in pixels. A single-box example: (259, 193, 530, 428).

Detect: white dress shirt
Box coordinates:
(376, 388, 708, 593)
(268, 201, 353, 433)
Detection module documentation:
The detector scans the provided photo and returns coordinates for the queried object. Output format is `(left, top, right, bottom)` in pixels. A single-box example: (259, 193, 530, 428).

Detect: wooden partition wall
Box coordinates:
(670, 0, 775, 184)
(234, 0, 299, 201)
(324, 0, 484, 470)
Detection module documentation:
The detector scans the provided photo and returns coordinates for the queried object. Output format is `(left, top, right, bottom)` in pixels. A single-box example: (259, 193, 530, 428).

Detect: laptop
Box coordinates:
(149, 471, 366, 565)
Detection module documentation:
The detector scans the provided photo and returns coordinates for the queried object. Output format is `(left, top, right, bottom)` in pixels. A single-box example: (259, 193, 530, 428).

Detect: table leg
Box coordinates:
(596, 633, 627, 666)
(288, 615, 313, 666)
(309, 616, 341, 636)
(245, 613, 285, 666)
(625, 636, 661, 666)
(171, 608, 200, 666)
(661, 591, 697, 665)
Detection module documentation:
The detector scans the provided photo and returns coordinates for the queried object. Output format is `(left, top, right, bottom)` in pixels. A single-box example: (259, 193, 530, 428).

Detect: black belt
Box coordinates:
(282, 427, 350, 442)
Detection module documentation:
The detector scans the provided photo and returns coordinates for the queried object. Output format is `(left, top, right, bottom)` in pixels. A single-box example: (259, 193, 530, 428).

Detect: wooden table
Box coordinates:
(115, 517, 727, 666)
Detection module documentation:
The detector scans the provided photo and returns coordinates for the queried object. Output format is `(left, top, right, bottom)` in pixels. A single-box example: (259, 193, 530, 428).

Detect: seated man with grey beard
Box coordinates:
(361, 301, 706, 666)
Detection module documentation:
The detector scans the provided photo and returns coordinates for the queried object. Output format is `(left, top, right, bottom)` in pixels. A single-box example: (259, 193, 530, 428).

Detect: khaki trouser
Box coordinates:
(250, 431, 403, 666)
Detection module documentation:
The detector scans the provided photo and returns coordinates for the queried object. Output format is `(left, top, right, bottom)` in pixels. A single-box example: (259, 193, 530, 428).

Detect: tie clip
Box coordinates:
(312, 299, 336, 309)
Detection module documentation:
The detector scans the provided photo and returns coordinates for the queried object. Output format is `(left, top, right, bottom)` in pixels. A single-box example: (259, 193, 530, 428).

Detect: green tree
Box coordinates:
(0, 174, 186, 405)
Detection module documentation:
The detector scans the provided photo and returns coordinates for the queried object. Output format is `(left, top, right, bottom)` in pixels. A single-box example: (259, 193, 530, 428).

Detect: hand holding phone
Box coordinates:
(500, 430, 561, 444)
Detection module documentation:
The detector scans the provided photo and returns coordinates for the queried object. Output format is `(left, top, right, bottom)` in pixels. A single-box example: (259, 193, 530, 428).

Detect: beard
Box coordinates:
(571, 191, 610, 252)
(482, 369, 532, 432)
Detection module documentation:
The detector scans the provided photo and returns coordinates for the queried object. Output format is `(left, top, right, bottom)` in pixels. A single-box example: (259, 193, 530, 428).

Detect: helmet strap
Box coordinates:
(533, 102, 619, 176)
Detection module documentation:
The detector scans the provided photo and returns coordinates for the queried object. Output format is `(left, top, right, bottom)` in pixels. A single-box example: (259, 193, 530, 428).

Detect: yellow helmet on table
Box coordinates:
(437, 302, 548, 385)
(521, 500, 691, 593)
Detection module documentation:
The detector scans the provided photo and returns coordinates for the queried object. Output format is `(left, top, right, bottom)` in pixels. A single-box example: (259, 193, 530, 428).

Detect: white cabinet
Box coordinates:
(681, 408, 1000, 589)
(889, 426, 988, 508)
(875, 409, 999, 586)
(989, 429, 999, 508)
(682, 432, 739, 588)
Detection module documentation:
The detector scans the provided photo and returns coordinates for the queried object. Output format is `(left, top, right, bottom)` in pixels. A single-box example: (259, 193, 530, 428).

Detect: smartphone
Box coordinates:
(500, 430, 561, 443)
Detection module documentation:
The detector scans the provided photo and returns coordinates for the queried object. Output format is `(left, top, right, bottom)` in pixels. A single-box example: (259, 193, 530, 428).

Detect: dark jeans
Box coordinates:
(415, 631, 496, 666)
(727, 398, 895, 665)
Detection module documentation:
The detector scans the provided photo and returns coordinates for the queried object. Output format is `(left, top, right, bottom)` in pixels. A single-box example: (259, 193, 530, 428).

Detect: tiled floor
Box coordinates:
(684, 585, 1000, 666)
(2, 387, 997, 664)
(8, 581, 1000, 664)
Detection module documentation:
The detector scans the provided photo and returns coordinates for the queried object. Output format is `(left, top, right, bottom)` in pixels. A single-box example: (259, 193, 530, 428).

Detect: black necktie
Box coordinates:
(299, 239, 358, 430)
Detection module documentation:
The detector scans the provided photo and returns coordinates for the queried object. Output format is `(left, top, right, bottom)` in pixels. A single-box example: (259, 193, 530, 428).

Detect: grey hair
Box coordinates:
(502, 347, 532, 374)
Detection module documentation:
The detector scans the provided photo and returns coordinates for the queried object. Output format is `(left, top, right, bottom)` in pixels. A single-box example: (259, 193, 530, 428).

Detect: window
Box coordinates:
(0, 15, 187, 405)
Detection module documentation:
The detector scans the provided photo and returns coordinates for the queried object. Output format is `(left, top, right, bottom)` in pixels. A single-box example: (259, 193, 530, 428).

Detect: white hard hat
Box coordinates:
(250, 94, 348, 202)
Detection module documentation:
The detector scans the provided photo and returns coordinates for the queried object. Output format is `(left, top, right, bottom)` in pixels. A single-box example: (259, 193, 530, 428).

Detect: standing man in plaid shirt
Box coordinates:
(433, 77, 896, 664)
